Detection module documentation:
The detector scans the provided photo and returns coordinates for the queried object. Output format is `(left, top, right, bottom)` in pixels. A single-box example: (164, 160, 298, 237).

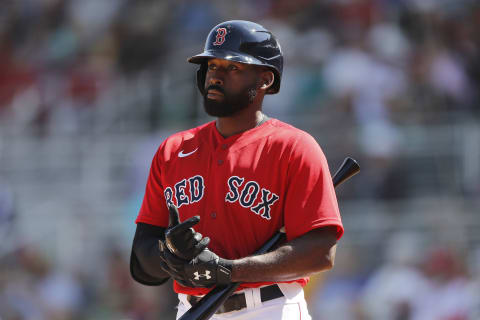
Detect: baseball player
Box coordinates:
(130, 20, 343, 319)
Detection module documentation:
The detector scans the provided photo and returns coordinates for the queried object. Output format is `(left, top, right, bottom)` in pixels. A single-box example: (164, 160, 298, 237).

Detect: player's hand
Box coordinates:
(164, 204, 210, 260)
(158, 239, 195, 287)
(159, 242, 232, 288)
(183, 249, 233, 288)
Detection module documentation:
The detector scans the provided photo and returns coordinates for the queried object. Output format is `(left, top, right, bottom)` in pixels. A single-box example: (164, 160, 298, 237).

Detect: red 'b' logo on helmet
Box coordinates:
(213, 28, 227, 46)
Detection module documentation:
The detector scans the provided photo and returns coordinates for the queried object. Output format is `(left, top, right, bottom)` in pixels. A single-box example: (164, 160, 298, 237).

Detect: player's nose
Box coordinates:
(207, 76, 224, 87)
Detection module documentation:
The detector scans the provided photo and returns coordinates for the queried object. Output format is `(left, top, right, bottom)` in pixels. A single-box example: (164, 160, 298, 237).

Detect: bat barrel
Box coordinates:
(332, 157, 360, 187)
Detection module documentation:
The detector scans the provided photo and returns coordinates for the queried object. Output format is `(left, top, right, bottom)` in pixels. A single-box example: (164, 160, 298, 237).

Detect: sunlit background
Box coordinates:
(0, 0, 479, 319)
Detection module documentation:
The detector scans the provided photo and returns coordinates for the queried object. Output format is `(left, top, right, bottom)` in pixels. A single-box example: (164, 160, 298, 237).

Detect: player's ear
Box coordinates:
(259, 70, 274, 92)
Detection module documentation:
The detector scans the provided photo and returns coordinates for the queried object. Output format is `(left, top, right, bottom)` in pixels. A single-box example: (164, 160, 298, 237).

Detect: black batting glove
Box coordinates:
(159, 240, 233, 288)
(164, 204, 210, 260)
(184, 249, 233, 288)
(158, 239, 195, 287)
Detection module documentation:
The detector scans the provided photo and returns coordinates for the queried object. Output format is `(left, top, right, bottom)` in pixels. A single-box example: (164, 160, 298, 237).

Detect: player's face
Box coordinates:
(203, 58, 260, 117)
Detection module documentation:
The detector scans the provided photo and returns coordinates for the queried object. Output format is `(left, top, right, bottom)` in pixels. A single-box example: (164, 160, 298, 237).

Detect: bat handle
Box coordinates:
(188, 284, 240, 320)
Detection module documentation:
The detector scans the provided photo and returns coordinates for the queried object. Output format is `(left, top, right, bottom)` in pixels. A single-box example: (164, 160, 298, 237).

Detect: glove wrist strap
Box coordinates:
(217, 258, 233, 285)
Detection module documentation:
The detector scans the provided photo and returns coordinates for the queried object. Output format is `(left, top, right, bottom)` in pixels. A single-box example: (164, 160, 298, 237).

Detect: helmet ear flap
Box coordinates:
(196, 63, 207, 95)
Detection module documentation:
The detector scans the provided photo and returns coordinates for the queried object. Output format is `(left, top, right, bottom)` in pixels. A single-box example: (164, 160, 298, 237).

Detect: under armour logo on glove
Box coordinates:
(193, 270, 211, 280)
(185, 249, 233, 287)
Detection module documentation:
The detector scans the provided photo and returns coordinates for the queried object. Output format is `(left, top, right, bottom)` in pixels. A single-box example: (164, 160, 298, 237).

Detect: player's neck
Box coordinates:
(216, 109, 265, 138)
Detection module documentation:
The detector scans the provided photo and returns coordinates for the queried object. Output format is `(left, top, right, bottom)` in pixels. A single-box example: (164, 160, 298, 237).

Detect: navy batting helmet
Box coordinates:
(188, 20, 283, 94)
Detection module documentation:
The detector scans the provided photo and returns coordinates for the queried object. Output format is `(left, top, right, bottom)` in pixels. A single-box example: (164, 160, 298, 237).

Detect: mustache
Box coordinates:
(205, 85, 225, 95)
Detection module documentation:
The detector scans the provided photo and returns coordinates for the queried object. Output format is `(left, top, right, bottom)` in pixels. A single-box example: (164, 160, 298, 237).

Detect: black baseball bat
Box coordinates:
(179, 157, 360, 320)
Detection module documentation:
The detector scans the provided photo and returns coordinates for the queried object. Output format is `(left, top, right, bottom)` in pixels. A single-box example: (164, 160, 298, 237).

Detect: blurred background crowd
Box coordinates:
(0, 0, 479, 319)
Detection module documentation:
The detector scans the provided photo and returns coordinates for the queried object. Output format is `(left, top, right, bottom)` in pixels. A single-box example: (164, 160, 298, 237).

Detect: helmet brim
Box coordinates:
(188, 50, 265, 66)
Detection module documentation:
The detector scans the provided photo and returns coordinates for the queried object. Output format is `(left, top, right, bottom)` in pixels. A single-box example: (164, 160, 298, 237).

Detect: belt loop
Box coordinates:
(277, 282, 303, 302)
(178, 293, 192, 308)
(243, 288, 255, 310)
(252, 287, 262, 308)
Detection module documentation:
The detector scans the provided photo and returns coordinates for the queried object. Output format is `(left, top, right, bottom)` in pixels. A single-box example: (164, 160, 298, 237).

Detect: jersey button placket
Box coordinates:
(217, 144, 227, 165)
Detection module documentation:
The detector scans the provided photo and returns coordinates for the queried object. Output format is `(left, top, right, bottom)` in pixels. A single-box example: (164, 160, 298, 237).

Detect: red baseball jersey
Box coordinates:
(136, 118, 343, 296)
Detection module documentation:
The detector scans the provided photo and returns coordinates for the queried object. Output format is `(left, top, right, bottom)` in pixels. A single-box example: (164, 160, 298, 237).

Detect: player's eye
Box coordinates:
(228, 65, 238, 71)
(208, 64, 217, 71)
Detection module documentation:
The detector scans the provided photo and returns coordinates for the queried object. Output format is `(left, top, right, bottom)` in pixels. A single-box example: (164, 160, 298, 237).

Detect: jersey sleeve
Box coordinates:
(283, 133, 343, 241)
(135, 147, 170, 227)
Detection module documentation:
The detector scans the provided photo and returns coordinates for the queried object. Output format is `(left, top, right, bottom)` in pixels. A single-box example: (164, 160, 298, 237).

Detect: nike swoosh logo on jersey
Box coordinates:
(178, 148, 198, 158)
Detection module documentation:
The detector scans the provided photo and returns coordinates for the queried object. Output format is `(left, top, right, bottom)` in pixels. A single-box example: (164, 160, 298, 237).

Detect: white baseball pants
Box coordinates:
(176, 282, 312, 320)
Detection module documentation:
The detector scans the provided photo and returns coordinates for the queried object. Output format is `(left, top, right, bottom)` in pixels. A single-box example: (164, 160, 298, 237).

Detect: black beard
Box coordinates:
(203, 85, 257, 117)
